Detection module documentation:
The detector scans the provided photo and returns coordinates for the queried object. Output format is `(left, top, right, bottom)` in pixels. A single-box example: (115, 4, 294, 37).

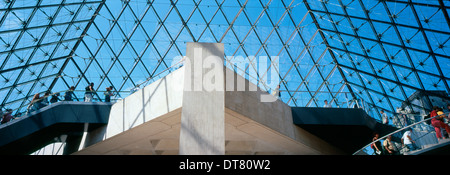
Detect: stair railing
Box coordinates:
(353, 111, 450, 155)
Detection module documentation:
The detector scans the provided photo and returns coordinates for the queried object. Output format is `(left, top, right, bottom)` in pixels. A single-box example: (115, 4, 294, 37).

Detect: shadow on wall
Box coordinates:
(109, 68, 184, 135)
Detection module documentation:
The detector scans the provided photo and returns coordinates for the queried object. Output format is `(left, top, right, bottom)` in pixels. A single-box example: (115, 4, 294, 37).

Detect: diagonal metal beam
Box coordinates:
(408, 0, 450, 105)
(48, 0, 106, 93)
(303, 1, 357, 105)
(1, 0, 44, 108)
(438, 0, 450, 32)
(16, 0, 94, 112)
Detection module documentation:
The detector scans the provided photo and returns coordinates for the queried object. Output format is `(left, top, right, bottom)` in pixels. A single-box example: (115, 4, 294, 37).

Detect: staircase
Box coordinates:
(0, 101, 112, 155)
(291, 107, 399, 154)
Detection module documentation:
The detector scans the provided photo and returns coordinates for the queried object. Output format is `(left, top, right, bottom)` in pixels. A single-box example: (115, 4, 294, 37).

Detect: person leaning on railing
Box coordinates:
(104, 87, 114, 102)
(64, 86, 75, 101)
(401, 128, 419, 152)
(41, 92, 50, 106)
(84, 82, 95, 102)
(27, 93, 43, 113)
(50, 92, 60, 104)
(430, 106, 450, 141)
(383, 135, 399, 155)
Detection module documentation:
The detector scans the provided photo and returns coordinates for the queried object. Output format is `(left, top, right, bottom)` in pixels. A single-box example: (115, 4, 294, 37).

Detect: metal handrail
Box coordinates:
(4, 90, 130, 114)
(352, 111, 450, 155)
(0, 89, 136, 126)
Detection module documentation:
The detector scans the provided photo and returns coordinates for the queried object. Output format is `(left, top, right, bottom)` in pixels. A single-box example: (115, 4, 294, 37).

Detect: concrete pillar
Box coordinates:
(179, 42, 225, 155)
(63, 134, 83, 155)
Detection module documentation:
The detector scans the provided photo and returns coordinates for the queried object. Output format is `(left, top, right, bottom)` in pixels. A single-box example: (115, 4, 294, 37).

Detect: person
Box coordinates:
(85, 82, 95, 102)
(371, 133, 383, 155)
(437, 107, 447, 120)
(104, 87, 114, 102)
(323, 100, 331, 108)
(437, 107, 449, 138)
(383, 135, 398, 155)
(64, 86, 75, 101)
(41, 92, 50, 106)
(380, 110, 389, 124)
(1, 109, 13, 124)
(430, 106, 450, 141)
(50, 92, 60, 104)
(399, 114, 407, 127)
(271, 85, 280, 99)
(27, 93, 42, 113)
(402, 128, 419, 152)
(392, 114, 402, 128)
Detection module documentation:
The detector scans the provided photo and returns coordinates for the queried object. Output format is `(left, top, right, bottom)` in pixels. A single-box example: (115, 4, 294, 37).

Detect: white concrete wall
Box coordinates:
(104, 67, 185, 139)
(224, 68, 344, 154)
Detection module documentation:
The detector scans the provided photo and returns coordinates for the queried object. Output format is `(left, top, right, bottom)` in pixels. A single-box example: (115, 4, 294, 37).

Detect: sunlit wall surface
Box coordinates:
(0, 0, 449, 121)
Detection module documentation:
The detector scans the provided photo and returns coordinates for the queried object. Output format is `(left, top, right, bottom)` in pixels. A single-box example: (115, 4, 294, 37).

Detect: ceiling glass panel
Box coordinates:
(0, 0, 103, 113)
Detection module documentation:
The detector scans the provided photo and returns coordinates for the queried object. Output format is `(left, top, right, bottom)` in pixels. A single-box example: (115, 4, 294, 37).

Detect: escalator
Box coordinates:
(0, 101, 112, 155)
(292, 107, 400, 154)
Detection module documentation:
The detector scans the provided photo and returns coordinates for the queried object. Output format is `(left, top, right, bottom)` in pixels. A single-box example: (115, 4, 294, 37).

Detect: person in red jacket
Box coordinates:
(430, 106, 450, 141)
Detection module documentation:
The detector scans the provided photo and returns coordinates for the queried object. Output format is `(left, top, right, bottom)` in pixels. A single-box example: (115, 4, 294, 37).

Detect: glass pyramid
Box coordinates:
(1, 0, 449, 122)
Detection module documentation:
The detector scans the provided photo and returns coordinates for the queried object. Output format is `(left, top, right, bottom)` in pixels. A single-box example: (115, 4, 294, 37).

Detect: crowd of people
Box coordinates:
(371, 128, 420, 155)
(0, 83, 115, 125)
(371, 104, 450, 155)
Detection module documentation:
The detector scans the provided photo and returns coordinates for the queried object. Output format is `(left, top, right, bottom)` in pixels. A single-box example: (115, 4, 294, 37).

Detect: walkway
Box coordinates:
(0, 101, 112, 155)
